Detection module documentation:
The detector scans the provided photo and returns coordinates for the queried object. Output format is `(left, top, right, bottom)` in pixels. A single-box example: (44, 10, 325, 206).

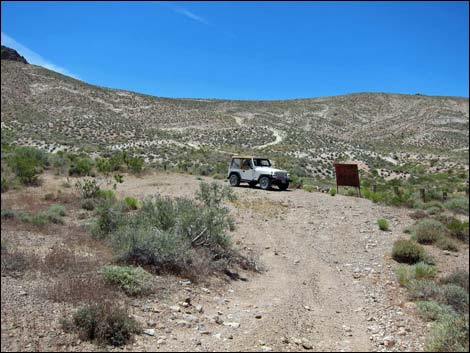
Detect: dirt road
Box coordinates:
(114, 173, 439, 352)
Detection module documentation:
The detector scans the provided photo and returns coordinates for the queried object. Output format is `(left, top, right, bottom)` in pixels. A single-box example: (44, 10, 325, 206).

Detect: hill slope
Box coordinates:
(1, 59, 468, 177)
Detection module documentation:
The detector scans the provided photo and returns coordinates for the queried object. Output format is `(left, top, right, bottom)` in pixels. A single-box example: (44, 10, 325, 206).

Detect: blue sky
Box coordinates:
(1, 1, 469, 99)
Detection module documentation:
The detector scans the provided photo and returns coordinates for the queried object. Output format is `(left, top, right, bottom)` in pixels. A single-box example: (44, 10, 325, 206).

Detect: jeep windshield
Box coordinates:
(253, 158, 271, 167)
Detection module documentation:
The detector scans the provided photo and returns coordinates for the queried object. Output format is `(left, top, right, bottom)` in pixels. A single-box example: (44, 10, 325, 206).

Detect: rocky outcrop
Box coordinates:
(1, 45, 28, 64)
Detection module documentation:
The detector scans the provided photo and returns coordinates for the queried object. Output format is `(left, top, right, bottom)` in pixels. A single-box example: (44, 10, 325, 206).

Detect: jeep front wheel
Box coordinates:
(279, 182, 289, 191)
(259, 176, 272, 190)
(229, 174, 240, 187)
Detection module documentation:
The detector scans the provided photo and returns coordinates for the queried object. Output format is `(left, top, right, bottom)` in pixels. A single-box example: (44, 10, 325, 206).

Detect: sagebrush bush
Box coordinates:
(436, 236, 459, 252)
(444, 197, 469, 215)
(81, 199, 96, 211)
(75, 179, 101, 199)
(395, 262, 437, 286)
(7, 146, 47, 185)
(1, 175, 9, 193)
(69, 157, 94, 176)
(68, 302, 139, 346)
(438, 284, 469, 314)
(414, 219, 448, 244)
(124, 197, 138, 210)
(377, 218, 389, 231)
(425, 314, 469, 352)
(127, 157, 144, 173)
(303, 185, 315, 193)
(101, 265, 153, 295)
(104, 182, 249, 279)
(416, 301, 455, 321)
(392, 239, 427, 264)
(440, 271, 469, 291)
(329, 188, 337, 196)
(91, 198, 126, 239)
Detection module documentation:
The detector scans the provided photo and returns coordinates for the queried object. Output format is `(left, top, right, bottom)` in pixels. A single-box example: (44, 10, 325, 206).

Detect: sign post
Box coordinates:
(334, 162, 361, 197)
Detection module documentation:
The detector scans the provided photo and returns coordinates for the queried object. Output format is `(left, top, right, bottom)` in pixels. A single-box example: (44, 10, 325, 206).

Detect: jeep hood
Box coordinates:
(255, 166, 288, 174)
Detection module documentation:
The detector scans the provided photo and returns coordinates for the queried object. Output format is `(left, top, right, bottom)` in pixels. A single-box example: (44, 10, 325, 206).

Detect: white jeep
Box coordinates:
(227, 156, 290, 190)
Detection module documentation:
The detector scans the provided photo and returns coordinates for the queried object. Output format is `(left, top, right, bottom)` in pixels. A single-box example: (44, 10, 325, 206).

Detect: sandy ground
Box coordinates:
(1, 171, 468, 352)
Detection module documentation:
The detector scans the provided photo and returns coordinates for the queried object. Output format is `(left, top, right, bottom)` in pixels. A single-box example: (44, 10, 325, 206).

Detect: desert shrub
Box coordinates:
(329, 188, 337, 196)
(75, 179, 101, 199)
(81, 199, 96, 211)
(124, 197, 138, 210)
(409, 210, 428, 220)
(211, 173, 225, 180)
(414, 219, 448, 244)
(395, 262, 437, 286)
(446, 219, 469, 243)
(67, 302, 139, 346)
(96, 158, 112, 175)
(444, 197, 469, 215)
(425, 314, 469, 352)
(44, 192, 55, 201)
(7, 146, 47, 185)
(416, 301, 455, 321)
(101, 265, 153, 295)
(107, 183, 245, 279)
(1, 250, 33, 274)
(377, 218, 389, 231)
(69, 157, 94, 176)
(97, 189, 117, 201)
(196, 181, 236, 207)
(91, 198, 126, 239)
(392, 239, 427, 264)
(436, 237, 459, 252)
(1, 175, 9, 193)
(42, 204, 66, 223)
(395, 265, 413, 287)
(438, 284, 469, 314)
(303, 185, 315, 192)
(426, 206, 442, 215)
(440, 271, 469, 291)
(414, 262, 438, 280)
(407, 279, 443, 301)
(127, 157, 144, 174)
(289, 175, 304, 189)
(1, 209, 17, 219)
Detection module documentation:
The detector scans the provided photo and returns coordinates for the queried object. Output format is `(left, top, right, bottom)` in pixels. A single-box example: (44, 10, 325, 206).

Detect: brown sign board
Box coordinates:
(334, 163, 360, 188)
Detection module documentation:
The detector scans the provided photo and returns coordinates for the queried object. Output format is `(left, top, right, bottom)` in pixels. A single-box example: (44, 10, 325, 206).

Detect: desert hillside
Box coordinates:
(1, 60, 468, 178)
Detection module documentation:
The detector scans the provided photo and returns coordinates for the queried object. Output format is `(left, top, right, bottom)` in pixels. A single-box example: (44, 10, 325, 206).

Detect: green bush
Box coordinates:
(96, 158, 112, 175)
(75, 179, 101, 199)
(329, 188, 337, 196)
(446, 219, 469, 243)
(97, 189, 117, 201)
(1, 209, 17, 219)
(1, 175, 9, 193)
(196, 181, 236, 207)
(91, 198, 126, 239)
(392, 239, 427, 264)
(444, 197, 469, 215)
(416, 301, 455, 321)
(81, 199, 96, 211)
(7, 146, 47, 185)
(101, 265, 153, 295)
(425, 314, 469, 352)
(40, 204, 66, 224)
(436, 237, 459, 252)
(440, 271, 469, 291)
(439, 284, 469, 314)
(69, 157, 94, 176)
(70, 302, 139, 346)
(124, 197, 138, 210)
(303, 185, 315, 193)
(414, 262, 438, 280)
(414, 219, 448, 244)
(407, 279, 443, 301)
(127, 157, 144, 174)
(377, 218, 389, 231)
(395, 262, 437, 286)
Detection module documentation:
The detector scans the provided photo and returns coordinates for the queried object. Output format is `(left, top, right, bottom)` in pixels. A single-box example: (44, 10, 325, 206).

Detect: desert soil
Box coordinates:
(1, 171, 468, 352)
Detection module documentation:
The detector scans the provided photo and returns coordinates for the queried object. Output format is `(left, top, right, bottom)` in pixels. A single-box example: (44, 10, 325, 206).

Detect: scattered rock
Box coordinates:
(143, 329, 155, 336)
(301, 338, 313, 350)
(223, 322, 240, 328)
(383, 336, 396, 347)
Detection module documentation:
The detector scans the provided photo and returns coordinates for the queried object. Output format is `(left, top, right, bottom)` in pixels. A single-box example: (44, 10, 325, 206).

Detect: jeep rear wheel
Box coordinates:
(259, 176, 272, 190)
(229, 174, 240, 187)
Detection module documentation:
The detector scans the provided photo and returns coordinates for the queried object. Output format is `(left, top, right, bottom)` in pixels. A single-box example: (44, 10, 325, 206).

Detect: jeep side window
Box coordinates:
(231, 159, 241, 169)
(254, 159, 271, 167)
(241, 159, 252, 170)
